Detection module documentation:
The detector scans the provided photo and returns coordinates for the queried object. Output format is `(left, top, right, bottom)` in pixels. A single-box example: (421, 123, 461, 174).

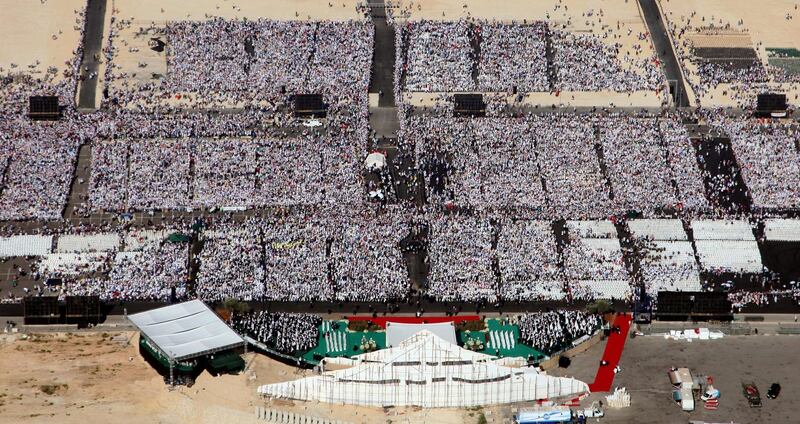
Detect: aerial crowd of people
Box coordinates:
(393, 19, 664, 97)
(0, 6, 798, 329)
(103, 18, 373, 111)
(231, 311, 321, 354)
(518, 310, 604, 354)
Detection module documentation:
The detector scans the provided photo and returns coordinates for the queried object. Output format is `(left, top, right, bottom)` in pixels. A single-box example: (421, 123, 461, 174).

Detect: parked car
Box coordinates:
(767, 383, 781, 399)
(742, 381, 762, 407)
(701, 385, 720, 401)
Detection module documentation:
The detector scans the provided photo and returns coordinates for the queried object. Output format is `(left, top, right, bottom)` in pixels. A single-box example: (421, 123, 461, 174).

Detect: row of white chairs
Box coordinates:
(566, 220, 617, 239)
(325, 331, 347, 353)
(692, 219, 755, 241)
(254, 406, 350, 424)
(487, 330, 516, 351)
(0, 235, 53, 257)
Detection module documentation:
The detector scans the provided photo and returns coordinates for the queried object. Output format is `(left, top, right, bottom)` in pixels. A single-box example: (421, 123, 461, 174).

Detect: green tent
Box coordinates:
(208, 351, 245, 373)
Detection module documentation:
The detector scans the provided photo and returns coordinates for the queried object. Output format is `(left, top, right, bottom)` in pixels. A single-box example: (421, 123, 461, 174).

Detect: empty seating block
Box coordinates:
(56, 233, 120, 253)
(0, 235, 53, 257)
(691, 219, 755, 240)
(628, 219, 688, 241)
(695, 240, 763, 273)
(566, 220, 618, 239)
(764, 219, 800, 241)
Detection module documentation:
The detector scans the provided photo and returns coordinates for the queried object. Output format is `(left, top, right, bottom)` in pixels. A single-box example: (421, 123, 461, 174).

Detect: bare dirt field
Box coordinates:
(0, 332, 477, 423)
(0, 0, 85, 80)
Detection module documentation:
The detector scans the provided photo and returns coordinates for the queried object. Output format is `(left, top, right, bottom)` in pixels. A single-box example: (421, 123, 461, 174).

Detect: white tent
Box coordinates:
(128, 300, 244, 362)
(364, 152, 387, 171)
(385, 322, 457, 347)
(257, 330, 588, 407)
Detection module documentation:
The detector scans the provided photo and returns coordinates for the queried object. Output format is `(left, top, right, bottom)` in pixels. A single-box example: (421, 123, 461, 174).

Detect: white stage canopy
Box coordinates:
(128, 300, 244, 361)
(258, 331, 588, 408)
(385, 322, 456, 347)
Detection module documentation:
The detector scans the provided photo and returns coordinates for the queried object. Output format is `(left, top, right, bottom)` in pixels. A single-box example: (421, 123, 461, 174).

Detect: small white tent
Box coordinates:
(364, 152, 387, 171)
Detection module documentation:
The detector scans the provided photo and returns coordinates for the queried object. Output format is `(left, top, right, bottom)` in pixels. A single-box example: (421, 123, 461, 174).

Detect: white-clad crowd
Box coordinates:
(477, 22, 549, 92)
(64, 239, 188, 301)
(395, 20, 663, 95)
(232, 311, 321, 354)
(427, 215, 496, 302)
(0, 118, 96, 220)
(553, 31, 662, 92)
(518, 310, 603, 354)
(197, 223, 265, 302)
(88, 131, 364, 213)
(497, 220, 563, 302)
(263, 218, 331, 301)
(104, 18, 373, 110)
(406, 114, 713, 219)
(564, 235, 628, 283)
(714, 118, 800, 210)
(332, 216, 410, 302)
(401, 20, 474, 92)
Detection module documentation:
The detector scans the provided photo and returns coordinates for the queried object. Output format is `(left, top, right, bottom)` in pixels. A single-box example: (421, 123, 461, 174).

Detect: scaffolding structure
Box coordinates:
(257, 331, 588, 407)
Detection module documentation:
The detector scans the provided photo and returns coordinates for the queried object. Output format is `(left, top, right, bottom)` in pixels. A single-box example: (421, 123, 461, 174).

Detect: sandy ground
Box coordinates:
(404, 90, 664, 109)
(0, 0, 85, 81)
(390, 0, 645, 25)
(113, 0, 363, 22)
(0, 331, 479, 423)
(659, 0, 800, 107)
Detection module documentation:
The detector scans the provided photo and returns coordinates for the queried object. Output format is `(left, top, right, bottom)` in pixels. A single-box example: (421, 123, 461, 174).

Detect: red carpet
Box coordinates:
(588, 314, 632, 393)
(347, 315, 480, 329)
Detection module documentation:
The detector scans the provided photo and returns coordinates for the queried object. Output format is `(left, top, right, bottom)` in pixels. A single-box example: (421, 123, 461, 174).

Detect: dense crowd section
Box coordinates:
(263, 220, 331, 302)
(332, 218, 410, 302)
(715, 119, 800, 210)
(0, 118, 95, 220)
(477, 23, 549, 92)
(427, 216, 495, 302)
(552, 31, 661, 92)
(104, 18, 373, 109)
(497, 220, 563, 301)
(62, 235, 189, 301)
(87, 134, 362, 213)
(518, 311, 603, 354)
(232, 311, 321, 354)
(197, 224, 265, 302)
(405, 114, 708, 218)
(395, 19, 663, 95)
(402, 20, 474, 92)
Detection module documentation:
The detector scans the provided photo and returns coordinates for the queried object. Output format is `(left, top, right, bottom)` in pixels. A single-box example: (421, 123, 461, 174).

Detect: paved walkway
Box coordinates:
(77, 0, 108, 109)
(638, 0, 691, 107)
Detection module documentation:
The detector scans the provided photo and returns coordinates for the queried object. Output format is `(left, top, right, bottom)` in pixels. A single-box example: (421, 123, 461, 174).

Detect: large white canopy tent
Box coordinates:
(257, 330, 588, 408)
(128, 300, 245, 383)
